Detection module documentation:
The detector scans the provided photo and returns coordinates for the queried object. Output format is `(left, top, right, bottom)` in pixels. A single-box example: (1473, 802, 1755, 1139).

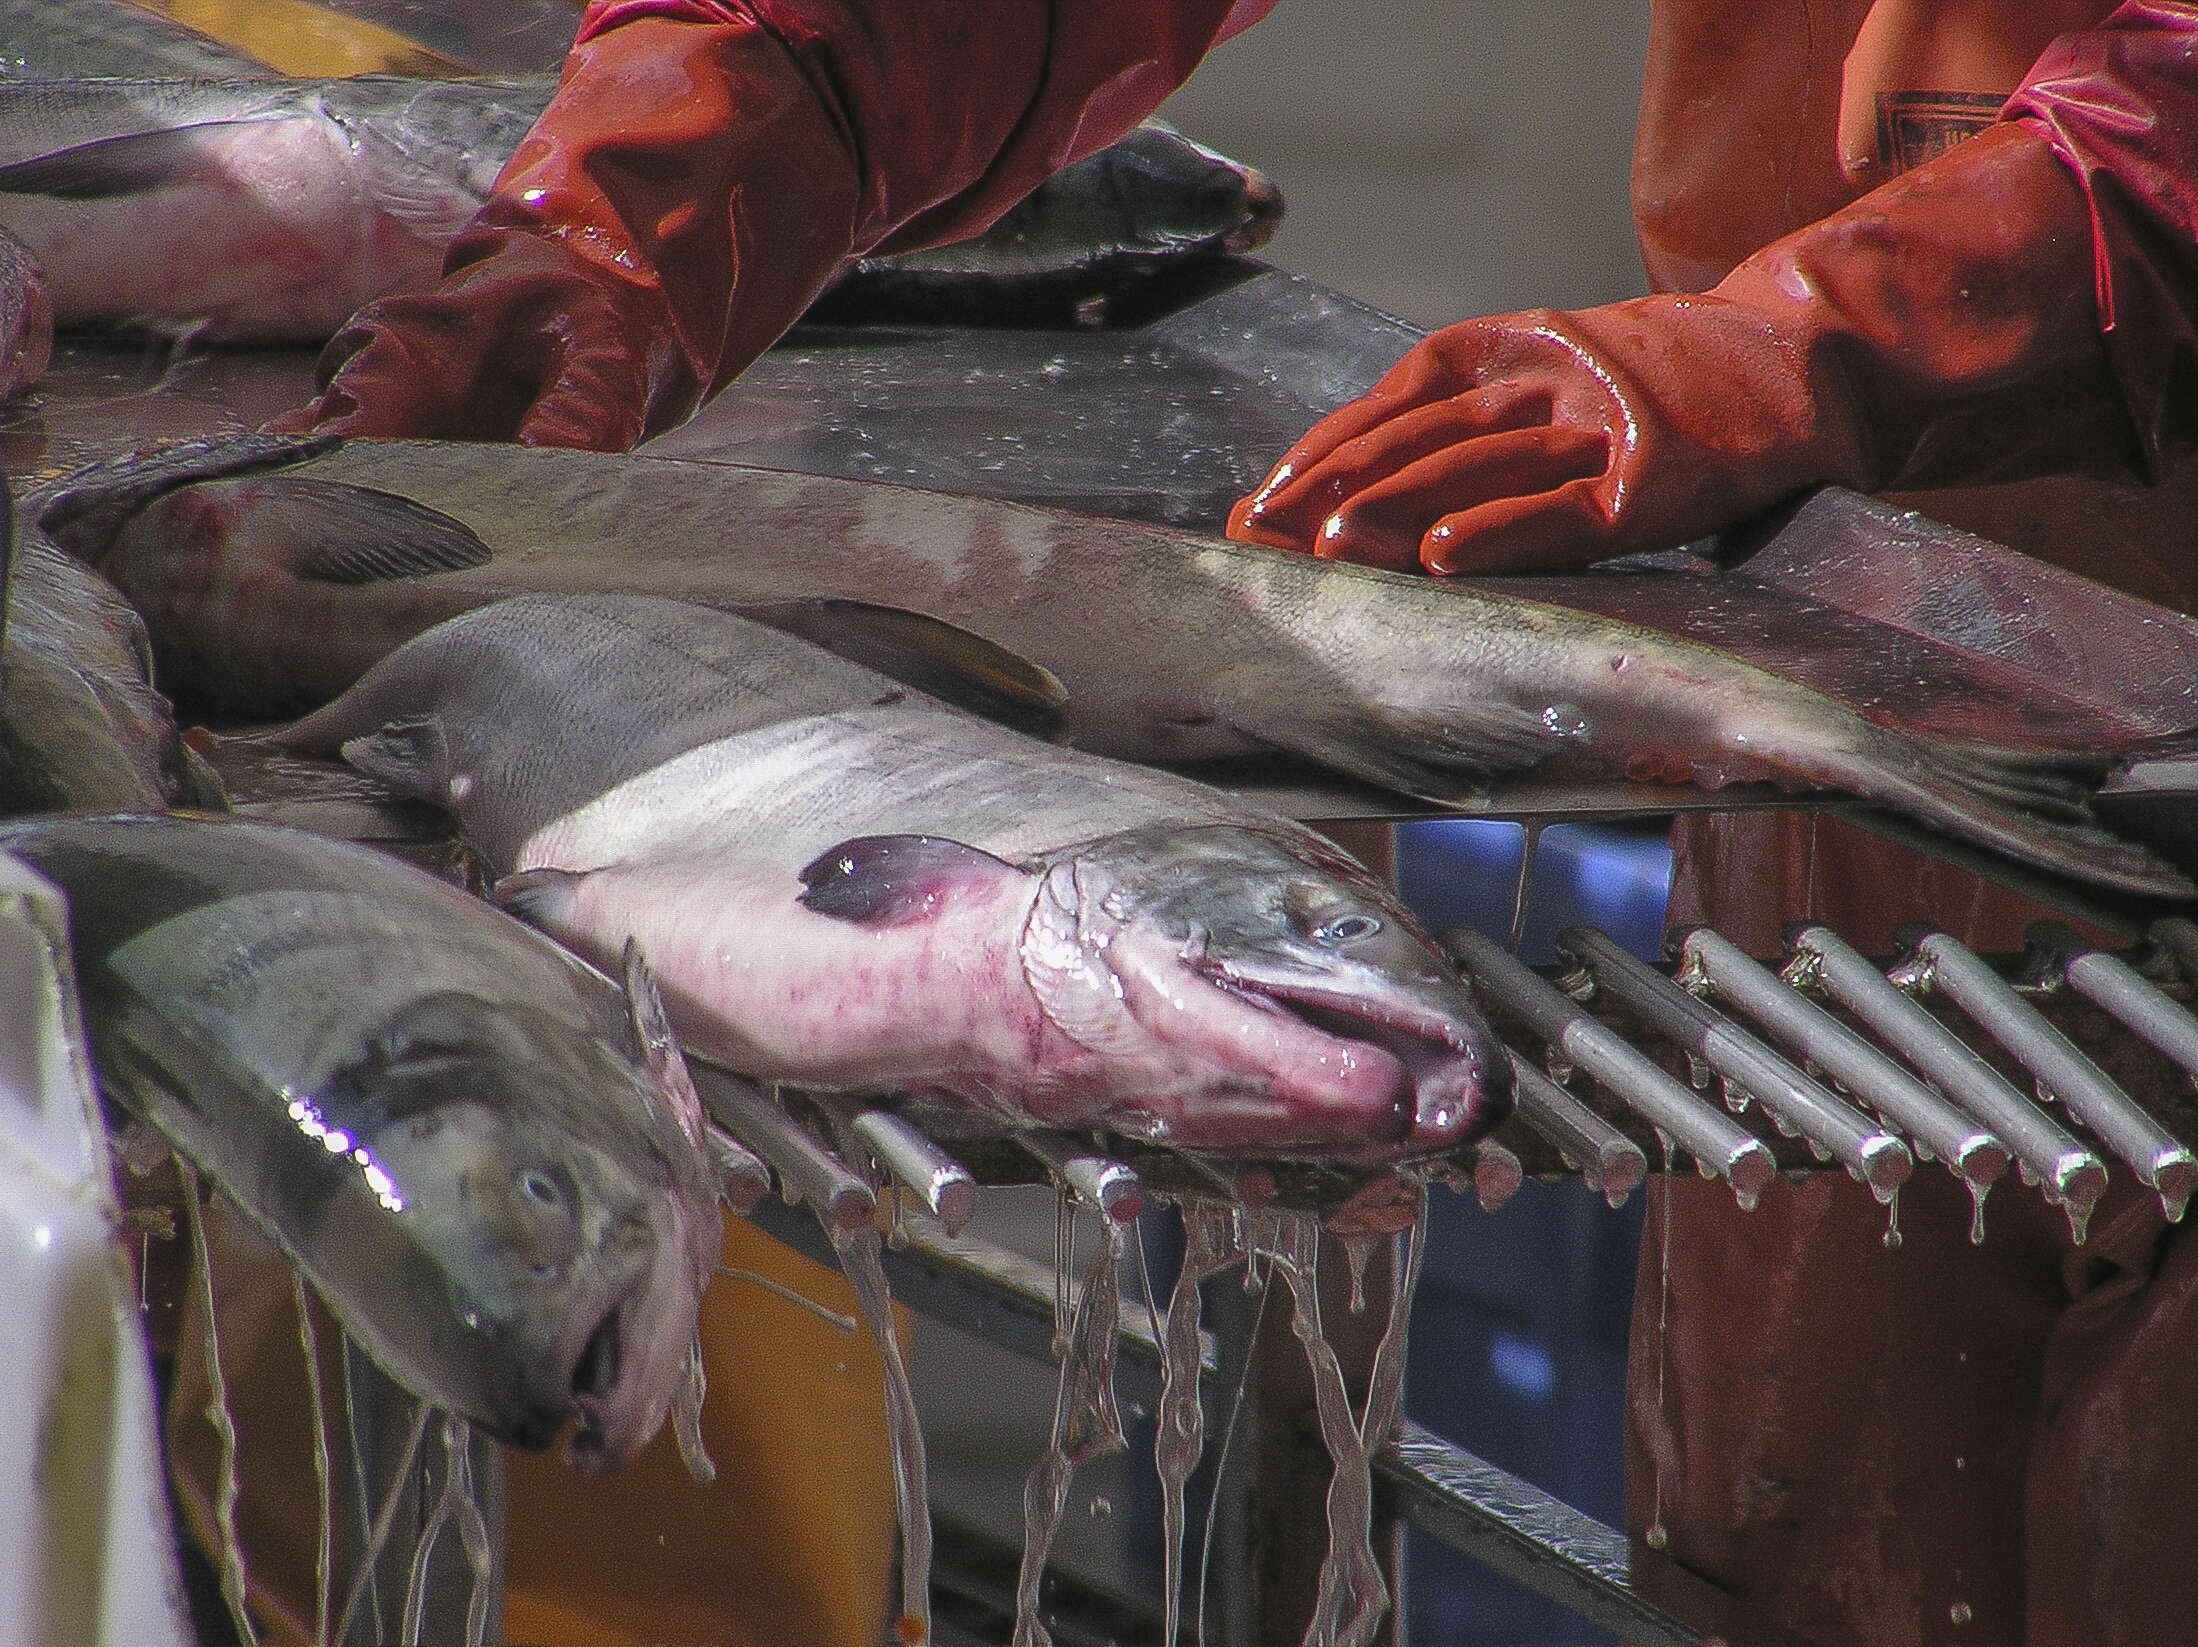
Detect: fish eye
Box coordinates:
(1316, 913, 1383, 946)
(518, 1169, 564, 1209)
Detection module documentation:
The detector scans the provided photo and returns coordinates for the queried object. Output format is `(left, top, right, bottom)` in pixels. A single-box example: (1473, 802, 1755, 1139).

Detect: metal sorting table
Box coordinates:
(15, 265, 2198, 1647)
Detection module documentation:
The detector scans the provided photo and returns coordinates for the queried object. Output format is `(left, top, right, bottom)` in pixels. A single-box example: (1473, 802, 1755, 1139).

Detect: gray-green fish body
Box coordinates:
(54, 434, 2191, 896)
(3, 813, 721, 1469)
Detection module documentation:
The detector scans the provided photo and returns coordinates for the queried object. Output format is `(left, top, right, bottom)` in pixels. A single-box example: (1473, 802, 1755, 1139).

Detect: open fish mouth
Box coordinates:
(562, 1286, 633, 1473)
(1200, 964, 1510, 1151)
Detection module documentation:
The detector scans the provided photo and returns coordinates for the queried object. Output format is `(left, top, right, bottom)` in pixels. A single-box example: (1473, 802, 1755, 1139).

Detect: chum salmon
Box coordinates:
(280, 592, 1510, 1161)
(4, 812, 723, 1470)
(46, 433, 2198, 897)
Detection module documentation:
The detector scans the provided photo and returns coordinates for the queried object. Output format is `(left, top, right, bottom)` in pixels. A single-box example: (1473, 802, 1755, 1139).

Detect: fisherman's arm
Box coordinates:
(1228, 1, 2198, 574)
(278, 0, 1269, 449)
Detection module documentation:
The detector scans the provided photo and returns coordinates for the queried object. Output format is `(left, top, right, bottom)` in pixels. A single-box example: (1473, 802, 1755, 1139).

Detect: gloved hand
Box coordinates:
(276, 0, 1264, 450)
(1226, 121, 2133, 575)
(274, 12, 860, 449)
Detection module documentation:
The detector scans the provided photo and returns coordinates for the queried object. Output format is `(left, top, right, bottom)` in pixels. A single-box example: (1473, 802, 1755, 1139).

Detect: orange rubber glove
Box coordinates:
(1227, 124, 2129, 574)
(1229, 5, 2198, 575)
(277, 0, 1263, 450)
(274, 14, 859, 449)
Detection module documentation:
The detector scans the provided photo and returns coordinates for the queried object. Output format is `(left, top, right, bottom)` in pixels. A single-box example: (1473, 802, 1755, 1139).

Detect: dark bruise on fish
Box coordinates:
(50, 434, 2197, 897)
(0, 813, 723, 1472)
(280, 592, 1510, 1162)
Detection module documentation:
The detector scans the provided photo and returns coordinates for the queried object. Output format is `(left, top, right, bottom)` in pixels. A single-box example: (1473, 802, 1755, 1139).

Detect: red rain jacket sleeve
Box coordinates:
(2004, 2, 2198, 476)
(573, 0, 1277, 257)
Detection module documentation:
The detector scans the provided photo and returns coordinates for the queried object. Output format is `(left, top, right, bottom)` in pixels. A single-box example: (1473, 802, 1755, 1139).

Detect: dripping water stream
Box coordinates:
(1157, 1202, 1245, 1647)
(830, 1220, 935, 1645)
(1013, 1216, 1127, 1647)
(1267, 1194, 1427, 1647)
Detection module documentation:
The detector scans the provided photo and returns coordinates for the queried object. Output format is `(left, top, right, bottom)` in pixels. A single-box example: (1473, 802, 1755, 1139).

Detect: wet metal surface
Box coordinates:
(1783, 925, 2107, 1220)
(1677, 927, 2007, 1187)
(1558, 924, 1913, 1199)
(688, 1065, 877, 1234)
(1503, 1050, 1649, 1206)
(1902, 928, 2198, 1221)
(1442, 925, 1778, 1207)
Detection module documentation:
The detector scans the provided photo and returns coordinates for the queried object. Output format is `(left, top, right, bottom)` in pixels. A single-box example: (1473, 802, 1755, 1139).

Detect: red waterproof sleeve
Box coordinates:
(2004, 2, 2198, 475)
(281, 0, 1269, 446)
(575, 0, 1273, 255)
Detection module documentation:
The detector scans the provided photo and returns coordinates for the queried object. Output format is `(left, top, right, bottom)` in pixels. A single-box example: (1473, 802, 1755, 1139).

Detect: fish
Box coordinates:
(45, 433, 2194, 897)
(0, 811, 724, 1471)
(277, 591, 1509, 1161)
(0, 0, 276, 81)
(0, 74, 550, 340)
(0, 221, 48, 397)
(0, 469, 217, 813)
(808, 120, 1285, 326)
(0, 72, 1277, 339)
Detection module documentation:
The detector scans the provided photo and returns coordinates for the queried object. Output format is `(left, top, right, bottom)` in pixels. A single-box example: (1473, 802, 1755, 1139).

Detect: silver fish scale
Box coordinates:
(524, 707, 1266, 874)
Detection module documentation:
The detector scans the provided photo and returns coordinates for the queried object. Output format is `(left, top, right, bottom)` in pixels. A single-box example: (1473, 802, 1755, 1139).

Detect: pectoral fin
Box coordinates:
(285, 481, 493, 581)
(797, 834, 1023, 925)
(742, 599, 1066, 738)
(621, 938, 708, 1154)
(339, 717, 449, 800)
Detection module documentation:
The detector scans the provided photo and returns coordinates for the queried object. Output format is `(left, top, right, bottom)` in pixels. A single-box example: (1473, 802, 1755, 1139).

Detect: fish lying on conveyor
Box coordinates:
(0, 471, 216, 812)
(809, 120, 1284, 326)
(0, 0, 275, 81)
(1, 812, 723, 1471)
(45, 434, 2195, 897)
(0, 74, 549, 340)
(0, 72, 1279, 340)
(278, 592, 1508, 1161)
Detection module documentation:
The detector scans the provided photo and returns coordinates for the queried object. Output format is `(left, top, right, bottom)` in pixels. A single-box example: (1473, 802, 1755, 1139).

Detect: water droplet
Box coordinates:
(1644, 1522, 1669, 1551)
(1967, 1180, 1989, 1246)
(1883, 1192, 1903, 1250)
(1950, 1600, 1973, 1626)
(1087, 1495, 1114, 1519)
(1953, 1456, 1966, 1471)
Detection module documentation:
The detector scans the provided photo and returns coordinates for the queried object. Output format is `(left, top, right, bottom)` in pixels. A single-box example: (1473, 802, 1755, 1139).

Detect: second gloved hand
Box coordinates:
(1227, 123, 2134, 575)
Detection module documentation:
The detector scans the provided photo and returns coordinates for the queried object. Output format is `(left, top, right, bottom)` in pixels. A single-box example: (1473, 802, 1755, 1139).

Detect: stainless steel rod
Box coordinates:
(825, 1099, 979, 1237)
(702, 1121, 773, 1215)
(1785, 926, 2105, 1222)
(1560, 927, 1911, 1199)
(1016, 1129, 1146, 1222)
(1442, 926, 1775, 1207)
(1471, 1138, 1525, 1211)
(690, 1064, 877, 1232)
(1505, 1048, 1648, 1205)
(1679, 929, 2008, 1186)
(1907, 929, 2196, 1222)
(2033, 921, 2198, 1090)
